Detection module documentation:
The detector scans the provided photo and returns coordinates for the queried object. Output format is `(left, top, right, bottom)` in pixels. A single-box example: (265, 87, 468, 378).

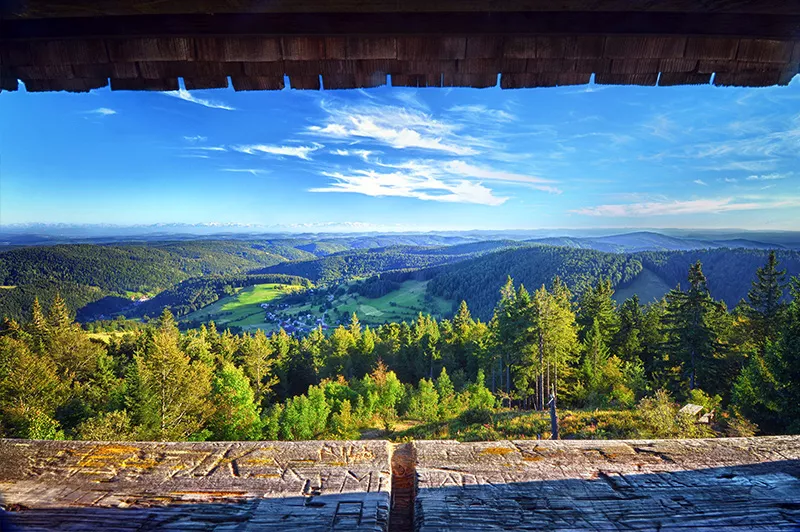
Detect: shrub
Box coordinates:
(459, 407, 493, 425)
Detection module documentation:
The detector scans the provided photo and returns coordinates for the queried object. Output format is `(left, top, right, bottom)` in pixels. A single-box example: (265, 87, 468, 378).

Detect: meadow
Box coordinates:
(181, 283, 302, 331)
(282, 280, 453, 327)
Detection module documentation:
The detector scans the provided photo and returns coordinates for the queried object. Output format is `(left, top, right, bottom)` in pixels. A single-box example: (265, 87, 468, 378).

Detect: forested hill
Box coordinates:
(425, 246, 800, 321)
(0, 241, 306, 321)
(426, 247, 643, 320)
(254, 245, 509, 283)
(638, 249, 800, 305)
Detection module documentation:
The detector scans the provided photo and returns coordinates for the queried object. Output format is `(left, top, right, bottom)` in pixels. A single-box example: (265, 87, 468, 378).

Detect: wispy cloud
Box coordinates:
(746, 173, 790, 181)
(574, 196, 800, 217)
(232, 143, 322, 160)
(311, 169, 507, 206)
(164, 89, 235, 111)
(184, 135, 207, 142)
(222, 168, 269, 176)
(189, 146, 227, 152)
(693, 179, 708, 186)
(307, 101, 481, 155)
(87, 108, 116, 116)
(448, 104, 516, 123)
(723, 177, 738, 183)
(331, 148, 373, 161)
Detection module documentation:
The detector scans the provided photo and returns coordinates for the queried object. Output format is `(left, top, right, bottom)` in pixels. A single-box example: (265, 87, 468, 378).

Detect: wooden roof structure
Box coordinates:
(1, 1, 799, 93)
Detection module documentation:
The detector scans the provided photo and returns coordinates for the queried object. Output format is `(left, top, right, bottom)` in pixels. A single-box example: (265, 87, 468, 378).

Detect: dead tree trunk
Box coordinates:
(548, 389, 559, 440)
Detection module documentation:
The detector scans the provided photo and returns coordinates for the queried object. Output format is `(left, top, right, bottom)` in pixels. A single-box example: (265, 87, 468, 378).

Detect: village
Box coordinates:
(259, 289, 334, 334)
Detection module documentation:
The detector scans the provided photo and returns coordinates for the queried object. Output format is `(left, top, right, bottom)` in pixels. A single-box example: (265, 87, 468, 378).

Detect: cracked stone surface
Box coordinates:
(1, 437, 799, 530)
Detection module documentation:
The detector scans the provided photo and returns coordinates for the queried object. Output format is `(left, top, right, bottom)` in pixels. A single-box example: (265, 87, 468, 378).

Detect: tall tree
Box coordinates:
(745, 251, 786, 355)
(662, 261, 723, 392)
(129, 310, 212, 440)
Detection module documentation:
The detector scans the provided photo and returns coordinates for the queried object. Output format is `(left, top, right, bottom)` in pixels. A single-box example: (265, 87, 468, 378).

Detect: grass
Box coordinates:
(614, 267, 671, 304)
(390, 408, 645, 442)
(282, 280, 453, 327)
(181, 283, 302, 331)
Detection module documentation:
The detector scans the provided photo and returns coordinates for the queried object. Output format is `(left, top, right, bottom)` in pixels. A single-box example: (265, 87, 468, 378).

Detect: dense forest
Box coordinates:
(2, 252, 798, 442)
(426, 247, 800, 321)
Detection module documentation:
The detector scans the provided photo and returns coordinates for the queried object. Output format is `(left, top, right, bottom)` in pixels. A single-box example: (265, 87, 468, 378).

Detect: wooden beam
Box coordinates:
(5, 0, 800, 19)
(3, 12, 800, 42)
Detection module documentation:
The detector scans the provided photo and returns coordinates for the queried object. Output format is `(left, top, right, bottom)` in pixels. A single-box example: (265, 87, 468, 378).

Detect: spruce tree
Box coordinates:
(746, 251, 786, 355)
(662, 261, 722, 393)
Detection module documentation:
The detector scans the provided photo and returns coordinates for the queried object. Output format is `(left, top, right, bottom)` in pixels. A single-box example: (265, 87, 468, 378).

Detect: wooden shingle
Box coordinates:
(737, 39, 794, 63)
(346, 37, 396, 60)
(72, 63, 137, 79)
(355, 70, 388, 88)
(107, 38, 193, 62)
(28, 39, 108, 65)
(284, 60, 320, 76)
(714, 70, 782, 87)
(604, 36, 686, 59)
(290, 74, 321, 90)
(242, 61, 283, 77)
(195, 37, 281, 62)
(503, 37, 537, 59)
(535, 36, 604, 59)
(659, 58, 698, 73)
(442, 72, 495, 88)
(110, 77, 179, 91)
(184, 76, 229, 90)
(684, 37, 739, 60)
(610, 59, 660, 74)
(231, 76, 284, 91)
(526, 59, 576, 73)
(466, 36, 504, 59)
(14, 64, 75, 80)
(0, 71, 19, 92)
(595, 73, 658, 86)
(24, 78, 107, 92)
(323, 74, 358, 90)
(281, 37, 325, 61)
(458, 58, 500, 74)
(659, 72, 711, 86)
(398, 37, 466, 60)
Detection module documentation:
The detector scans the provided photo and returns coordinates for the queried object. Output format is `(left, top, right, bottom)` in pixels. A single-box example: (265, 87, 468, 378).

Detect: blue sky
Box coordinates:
(1, 76, 798, 231)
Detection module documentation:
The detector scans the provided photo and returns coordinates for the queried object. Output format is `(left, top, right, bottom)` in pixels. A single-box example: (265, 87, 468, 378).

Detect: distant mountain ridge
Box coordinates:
(527, 231, 786, 253)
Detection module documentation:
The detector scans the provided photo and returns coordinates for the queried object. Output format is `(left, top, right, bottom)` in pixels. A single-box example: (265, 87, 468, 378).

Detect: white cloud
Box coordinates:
(87, 108, 116, 116)
(232, 143, 322, 160)
(189, 146, 227, 152)
(163, 89, 235, 111)
(746, 173, 790, 181)
(448, 104, 516, 123)
(693, 179, 708, 186)
(573, 196, 800, 217)
(331, 149, 373, 161)
(440, 161, 561, 193)
(184, 135, 207, 143)
(311, 169, 507, 206)
(222, 168, 268, 176)
(307, 102, 480, 155)
(723, 177, 738, 183)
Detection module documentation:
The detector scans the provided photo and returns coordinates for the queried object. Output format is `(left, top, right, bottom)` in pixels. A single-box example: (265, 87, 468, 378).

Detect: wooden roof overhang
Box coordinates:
(1, 1, 799, 93)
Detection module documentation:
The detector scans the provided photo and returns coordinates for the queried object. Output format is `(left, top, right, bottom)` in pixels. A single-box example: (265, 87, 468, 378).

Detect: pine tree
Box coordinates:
(662, 261, 723, 392)
(746, 251, 786, 355)
(130, 310, 212, 440)
(582, 318, 609, 392)
(48, 293, 71, 330)
(577, 278, 619, 345)
(208, 363, 262, 441)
